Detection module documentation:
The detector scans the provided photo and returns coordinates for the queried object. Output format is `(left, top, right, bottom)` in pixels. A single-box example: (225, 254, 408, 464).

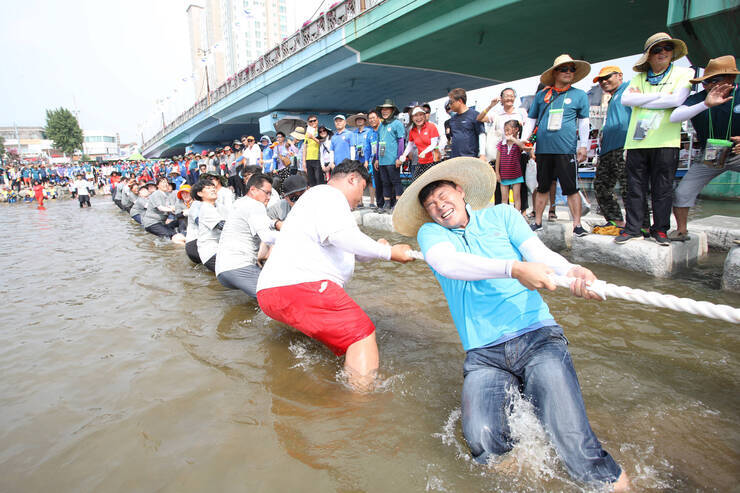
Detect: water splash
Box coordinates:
(288, 340, 324, 370)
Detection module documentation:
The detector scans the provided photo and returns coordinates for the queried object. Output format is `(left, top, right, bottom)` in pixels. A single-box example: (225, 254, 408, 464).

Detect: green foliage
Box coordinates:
(0, 135, 5, 156)
(45, 107, 83, 156)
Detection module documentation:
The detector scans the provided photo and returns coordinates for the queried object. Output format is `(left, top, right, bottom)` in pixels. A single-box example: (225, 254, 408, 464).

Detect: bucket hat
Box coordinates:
(282, 175, 308, 196)
(633, 32, 688, 72)
(375, 98, 399, 117)
(540, 54, 591, 86)
(391, 157, 497, 237)
(347, 113, 368, 127)
(690, 55, 740, 83)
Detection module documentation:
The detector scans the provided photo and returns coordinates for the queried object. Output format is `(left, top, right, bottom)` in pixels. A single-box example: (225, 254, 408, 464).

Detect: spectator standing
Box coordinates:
(446, 88, 486, 160)
(617, 33, 692, 246)
(302, 116, 323, 186)
(668, 55, 740, 241)
(375, 99, 406, 211)
(398, 106, 440, 181)
(522, 54, 592, 236)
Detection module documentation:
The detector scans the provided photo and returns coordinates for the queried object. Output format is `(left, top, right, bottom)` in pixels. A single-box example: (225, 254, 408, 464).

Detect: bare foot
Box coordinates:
(612, 471, 630, 492)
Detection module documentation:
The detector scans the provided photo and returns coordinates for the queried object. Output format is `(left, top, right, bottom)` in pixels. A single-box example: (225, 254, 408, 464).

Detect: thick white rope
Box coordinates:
(406, 250, 740, 324)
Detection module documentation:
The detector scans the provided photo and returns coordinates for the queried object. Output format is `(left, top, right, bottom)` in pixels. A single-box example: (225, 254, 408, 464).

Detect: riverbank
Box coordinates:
(1, 197, 738, 492)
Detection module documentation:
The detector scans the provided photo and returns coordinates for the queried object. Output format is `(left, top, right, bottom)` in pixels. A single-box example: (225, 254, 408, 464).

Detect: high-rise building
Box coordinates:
(186, 0, 308, 101)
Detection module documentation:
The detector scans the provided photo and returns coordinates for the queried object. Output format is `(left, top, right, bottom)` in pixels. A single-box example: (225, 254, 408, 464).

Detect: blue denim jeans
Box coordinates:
(461, 325, 621, 484)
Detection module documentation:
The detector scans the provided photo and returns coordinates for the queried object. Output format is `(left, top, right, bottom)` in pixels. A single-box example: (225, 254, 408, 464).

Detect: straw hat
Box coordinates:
(289, 126, 306, 140)
(633, 32, 688, 72)
(347, 113, 368, 127)
(690, 55, 740, 83)
(391, 157, 497, 237)
(540, 54, 591, 86)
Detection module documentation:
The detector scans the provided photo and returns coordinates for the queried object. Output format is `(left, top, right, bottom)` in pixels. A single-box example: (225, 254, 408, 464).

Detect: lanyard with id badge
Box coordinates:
(632, 68, 673, 141)
(703, 86, 736, 168)
(546, 91, 568, 132)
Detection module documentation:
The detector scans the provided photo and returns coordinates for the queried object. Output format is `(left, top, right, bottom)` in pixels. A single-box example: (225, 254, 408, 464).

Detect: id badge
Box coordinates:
(356, 144, 364, 159)
(379, 141, 386, 157)
(547, 108, 564, 131)
(372, 142, 378, 156)
(703, 138, 732, 168)
(633, 113, 662, 141)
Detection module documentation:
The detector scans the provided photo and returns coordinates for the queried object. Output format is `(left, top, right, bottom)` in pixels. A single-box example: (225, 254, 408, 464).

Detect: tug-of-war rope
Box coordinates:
(405, 250, 740, 324)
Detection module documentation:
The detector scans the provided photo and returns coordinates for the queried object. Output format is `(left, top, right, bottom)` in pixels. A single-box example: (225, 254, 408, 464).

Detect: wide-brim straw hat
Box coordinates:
(347, 113, 368, 127)
(289, 126, 306, 140)
(375, 98, 399, 117)
(392, 157, 497, 237)
(540, 54, 591, 86)
(633, 32, 688, 72)
(690, 55, 740, 83)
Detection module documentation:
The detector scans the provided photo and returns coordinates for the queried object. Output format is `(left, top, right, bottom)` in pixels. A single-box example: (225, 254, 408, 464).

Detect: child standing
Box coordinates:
(495, 120, 530, 212)
(32, 180, 46, 210)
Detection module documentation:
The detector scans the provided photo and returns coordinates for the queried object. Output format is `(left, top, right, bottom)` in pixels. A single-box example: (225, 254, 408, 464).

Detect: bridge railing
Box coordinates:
(144, 0, 386, 152)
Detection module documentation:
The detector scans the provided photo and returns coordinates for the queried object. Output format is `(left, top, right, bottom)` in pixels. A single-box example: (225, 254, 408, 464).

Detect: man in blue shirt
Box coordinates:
(330, 115, 356, 166)
(522, 55, 591, 236)
(592, 66, 650, 233)
(391, 157, 629, 491)
(349, 112, 377, 207)
(375, 99, 405, 211)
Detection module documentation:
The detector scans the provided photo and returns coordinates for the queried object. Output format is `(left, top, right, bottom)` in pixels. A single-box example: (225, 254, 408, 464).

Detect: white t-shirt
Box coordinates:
(74, 179, 91, 195)
(256, 185, 364, 290)
(243, 145, 262, 166)
(215, 196, 275, 275)
(197, 202, 223, 262)
(185, 201, 201, 242)
(216, 187, 234, 219)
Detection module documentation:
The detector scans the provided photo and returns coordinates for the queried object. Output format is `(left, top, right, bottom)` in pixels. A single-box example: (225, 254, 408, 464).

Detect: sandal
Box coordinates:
(548, 208, 557, 222)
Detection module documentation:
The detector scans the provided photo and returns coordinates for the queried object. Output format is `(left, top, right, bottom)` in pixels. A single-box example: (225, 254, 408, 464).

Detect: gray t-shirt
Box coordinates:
(267, 199, 291, 222)
(130, 196, 148, 218)
(142, 190, 169, 228)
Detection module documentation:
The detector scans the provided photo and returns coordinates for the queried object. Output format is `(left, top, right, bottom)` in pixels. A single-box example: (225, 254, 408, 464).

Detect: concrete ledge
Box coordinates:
(571, 232, 708, 278)
(722, 246, 740, 292)
(687, 215, 740, 251)
(532, 221, 572, 252)
(352, 209, 372, 225)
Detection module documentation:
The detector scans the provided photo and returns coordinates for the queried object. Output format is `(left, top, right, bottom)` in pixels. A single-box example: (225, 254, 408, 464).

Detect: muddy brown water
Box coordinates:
(0, 197, 738, 492)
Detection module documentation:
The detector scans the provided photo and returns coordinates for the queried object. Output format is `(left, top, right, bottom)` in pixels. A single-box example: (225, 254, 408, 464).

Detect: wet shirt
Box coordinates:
(417, 204, 555, 351)
(185, 201, 202, 242)
(130, 196, 148, 218)
(528, 88, 589, 155)
(377, 119, 405, 166)
(624, 65, 693, 149)
(216, 196, 272, 275)
(683, 84, 740, 149)
(142, 190, 169, 228)
(600, 82, 632, 155)
(330, 130, 356, 164)
(448, 108, 485, 158)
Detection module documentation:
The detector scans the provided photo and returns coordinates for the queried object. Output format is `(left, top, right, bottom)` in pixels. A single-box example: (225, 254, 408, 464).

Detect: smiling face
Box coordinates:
(421, 183, 469, 229)
(380, 107, 393, 120)
(501, 89, 516, 109)
(368, 112, 379, 129)
(598, 72, 623, 94)
(412, 111, 426, 127)
(648, 42, 674, 72)
(554, 63, 576, 85)
(334, 118, 346, 132)
(197, 184, 218, 203)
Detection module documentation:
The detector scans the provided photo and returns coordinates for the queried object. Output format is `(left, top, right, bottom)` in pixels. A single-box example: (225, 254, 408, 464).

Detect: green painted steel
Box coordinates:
(667, 0, 740, 66)
(346, 0, 669, 82)
(700, 171, 740, 200)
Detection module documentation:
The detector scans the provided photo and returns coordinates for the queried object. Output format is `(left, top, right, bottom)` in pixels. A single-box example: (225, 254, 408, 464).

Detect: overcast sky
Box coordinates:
(1, 0, 320, 144)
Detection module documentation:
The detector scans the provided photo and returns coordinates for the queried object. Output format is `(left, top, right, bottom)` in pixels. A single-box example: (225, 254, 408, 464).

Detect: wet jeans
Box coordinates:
(461, 325, 621, 484)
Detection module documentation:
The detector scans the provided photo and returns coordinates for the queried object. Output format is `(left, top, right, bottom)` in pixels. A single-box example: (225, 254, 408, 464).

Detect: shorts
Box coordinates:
(536, 154, 578, 196)
(673, 153, 740, 207)
(217, 264, 261, 298)
(257, 280, 375, 356)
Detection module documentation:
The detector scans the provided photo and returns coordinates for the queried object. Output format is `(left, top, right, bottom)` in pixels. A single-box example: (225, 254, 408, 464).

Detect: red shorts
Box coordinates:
(257, 280, 375, 356)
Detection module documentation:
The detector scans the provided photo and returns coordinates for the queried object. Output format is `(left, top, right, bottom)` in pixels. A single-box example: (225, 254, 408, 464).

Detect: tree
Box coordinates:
(45, 107, 83, 156)
(0, 135, 5, 157)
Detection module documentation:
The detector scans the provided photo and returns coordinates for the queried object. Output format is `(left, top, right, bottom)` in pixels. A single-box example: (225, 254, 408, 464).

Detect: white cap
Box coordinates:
(334, 114, 346, 120)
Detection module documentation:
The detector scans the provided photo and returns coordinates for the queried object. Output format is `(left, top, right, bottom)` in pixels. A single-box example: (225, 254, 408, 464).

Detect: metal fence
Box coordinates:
(143, 0, 386, 151)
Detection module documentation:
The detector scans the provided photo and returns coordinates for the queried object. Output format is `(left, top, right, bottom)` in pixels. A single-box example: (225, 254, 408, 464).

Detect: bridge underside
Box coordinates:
(147, 0, 689, 158)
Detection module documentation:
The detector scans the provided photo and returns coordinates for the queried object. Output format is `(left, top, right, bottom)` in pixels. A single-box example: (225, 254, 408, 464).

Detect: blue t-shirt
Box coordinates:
(262, 147, 274, 172)
(354, 127, 374, 164)
(683, 83, 740, 149)
(528, 88, 589, 155)
(417, 204, 555, 351)
(377, 119, 405, 166)
(331, 129, 356, 164)
(600, 82, 631, 155)
(448, 108, 485, 158)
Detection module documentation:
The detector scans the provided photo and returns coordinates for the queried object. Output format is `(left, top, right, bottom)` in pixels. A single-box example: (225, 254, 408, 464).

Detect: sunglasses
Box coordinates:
(598, 72, 618, 82)
(701, 75, 726, 85)
(287, 191, 304, 202)
(247, 139, 254, 142)
(649, 44, 674, 55)
(308, 119, 318, 123)
(555, 66, 577, 73)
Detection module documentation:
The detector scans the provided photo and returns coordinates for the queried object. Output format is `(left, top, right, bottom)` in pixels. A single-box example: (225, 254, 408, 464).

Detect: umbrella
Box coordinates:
(126, 152, 146, 161)
(274, 116, 307, 136)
